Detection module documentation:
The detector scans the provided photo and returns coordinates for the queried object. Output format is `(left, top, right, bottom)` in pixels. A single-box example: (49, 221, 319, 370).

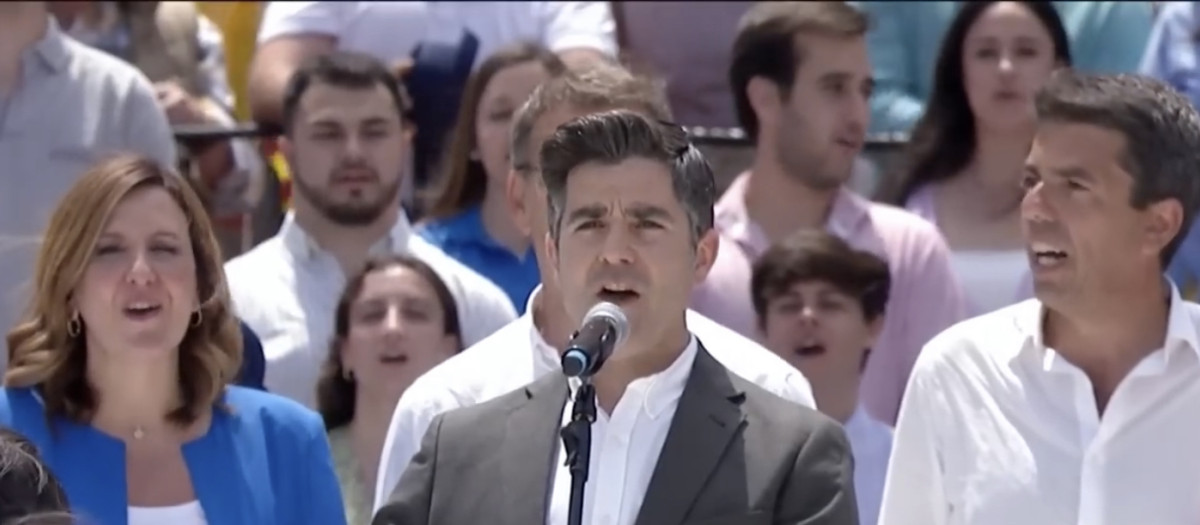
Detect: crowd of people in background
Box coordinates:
(0, 1, 1198, 524)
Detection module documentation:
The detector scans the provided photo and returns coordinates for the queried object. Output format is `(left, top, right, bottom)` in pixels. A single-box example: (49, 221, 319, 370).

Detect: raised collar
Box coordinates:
(26, 16, 71, 74)
(279, 211, 414, 262)
(715, 172, 870, 258)
(1013, 279, 1200, 370)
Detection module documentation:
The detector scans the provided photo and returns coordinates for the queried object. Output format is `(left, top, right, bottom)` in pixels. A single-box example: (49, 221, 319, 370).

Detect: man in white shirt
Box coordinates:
(248, 1, 617, 126)
(372, 64, 818, 512)
(752, 230, 894, 525)
(879, 71, 1200, 525)
(225, 51, 516, 408)
(376, 109, 856, 525)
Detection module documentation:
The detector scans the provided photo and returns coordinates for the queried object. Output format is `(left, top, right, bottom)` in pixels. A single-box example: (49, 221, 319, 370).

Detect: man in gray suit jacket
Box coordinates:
(374, 111, 857, 525)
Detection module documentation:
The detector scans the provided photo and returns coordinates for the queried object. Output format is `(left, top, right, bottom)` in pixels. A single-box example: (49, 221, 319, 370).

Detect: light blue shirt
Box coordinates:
(855, 1, 1155, 135)
(1140, 2, 1200, 297)
(0, 386, 346, 525)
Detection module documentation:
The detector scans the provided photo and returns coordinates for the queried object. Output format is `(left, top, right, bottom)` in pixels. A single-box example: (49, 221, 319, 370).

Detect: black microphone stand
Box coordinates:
(560, 377, 597, 525)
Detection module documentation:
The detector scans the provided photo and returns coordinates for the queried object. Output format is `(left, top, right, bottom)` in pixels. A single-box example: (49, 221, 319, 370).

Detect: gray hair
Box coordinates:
(1036, 70, 1200, 265)
(539, 110, 715, 244)
(510, 63, 672, 178)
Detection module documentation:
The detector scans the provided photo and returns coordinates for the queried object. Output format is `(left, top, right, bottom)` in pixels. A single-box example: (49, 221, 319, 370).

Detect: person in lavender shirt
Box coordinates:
(693, 1, 967, 425)
(881, 2, 1072, 317)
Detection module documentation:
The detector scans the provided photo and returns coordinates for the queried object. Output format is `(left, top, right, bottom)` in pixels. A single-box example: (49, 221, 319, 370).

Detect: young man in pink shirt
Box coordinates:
(693, 2, 967, 424)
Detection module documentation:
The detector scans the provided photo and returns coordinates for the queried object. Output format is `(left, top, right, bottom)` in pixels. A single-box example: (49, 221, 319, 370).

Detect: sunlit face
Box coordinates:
(760, 280, 880, 410)
(476, 61, 551, 187)
(545, 158, 717, 349)
(1021, 122, 1180, 309)
(340, 265, 459, 402)
(761, 34, 872, 190)
(284, 82, 408, 226)
(73, 187, 199, 358)
(963, 2, 1060, 133)
(509, 106, 609, 283)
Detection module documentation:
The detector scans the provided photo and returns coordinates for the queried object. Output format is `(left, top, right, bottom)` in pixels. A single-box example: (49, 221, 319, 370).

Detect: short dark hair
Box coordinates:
(0, 428, 69, 522)
(316, 254, 462, 431)
(511, 64, 672, 179)
(751, 230, 890, 327)
(884, 1, 1071, 205)
(1035, 70, 1200, 265)
(730, 2, 869, 141)
(539, 110, 715, 244)
(281, 50, 414, 135)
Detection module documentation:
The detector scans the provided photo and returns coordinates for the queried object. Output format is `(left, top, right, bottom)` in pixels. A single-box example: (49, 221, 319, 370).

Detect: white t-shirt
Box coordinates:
(257, 1, 617, 67)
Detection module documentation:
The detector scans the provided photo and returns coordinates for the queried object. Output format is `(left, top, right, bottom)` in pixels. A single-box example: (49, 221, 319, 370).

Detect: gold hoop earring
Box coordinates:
(190, 310, 202, 328)
(66, 312, 81, 338)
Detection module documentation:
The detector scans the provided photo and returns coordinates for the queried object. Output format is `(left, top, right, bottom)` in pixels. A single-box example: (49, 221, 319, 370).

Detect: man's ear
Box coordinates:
(506, 170, 532, 237)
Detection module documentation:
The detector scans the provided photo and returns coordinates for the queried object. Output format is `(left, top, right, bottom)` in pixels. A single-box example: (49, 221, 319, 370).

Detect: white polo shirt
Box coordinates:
(257, 1, 617, 67)
(371, 285, 817, 511)
(879, 287, 1200, 525)
(224, 213, 517, 408)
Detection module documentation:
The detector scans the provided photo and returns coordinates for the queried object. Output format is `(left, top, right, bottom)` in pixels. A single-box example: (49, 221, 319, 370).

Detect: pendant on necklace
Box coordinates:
(133, 427, 145, 440)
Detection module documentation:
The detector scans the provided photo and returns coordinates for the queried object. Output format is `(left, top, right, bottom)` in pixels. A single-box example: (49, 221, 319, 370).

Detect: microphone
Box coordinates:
(561, 302, 630, 378)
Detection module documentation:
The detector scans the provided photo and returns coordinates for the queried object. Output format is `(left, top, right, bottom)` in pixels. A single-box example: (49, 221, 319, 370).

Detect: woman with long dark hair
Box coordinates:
(315, 255, 461, 524)
(882, 1, 1071, 315)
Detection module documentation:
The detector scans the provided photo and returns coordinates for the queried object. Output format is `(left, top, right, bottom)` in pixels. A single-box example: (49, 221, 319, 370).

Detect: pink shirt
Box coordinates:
(691, 173, 968, 424)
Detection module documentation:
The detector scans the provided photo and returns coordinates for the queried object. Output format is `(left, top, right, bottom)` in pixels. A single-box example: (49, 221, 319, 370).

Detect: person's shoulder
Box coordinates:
(864, 199, 945, 240)
(407, 234, 512, 304)
(916, 300, 1036, 373)
(224, 235, 287, 277)
(402, 317, 534, 406)
(61, 37, 143, 86)
(431, 373, 547, 433)
(688, 310, 816, 407)
(224, 386, 324, 436)
(731, 372, 847, 450)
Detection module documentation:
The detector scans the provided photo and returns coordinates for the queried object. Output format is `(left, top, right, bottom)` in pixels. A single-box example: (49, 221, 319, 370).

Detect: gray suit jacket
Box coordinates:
(373, 344, 858, 525)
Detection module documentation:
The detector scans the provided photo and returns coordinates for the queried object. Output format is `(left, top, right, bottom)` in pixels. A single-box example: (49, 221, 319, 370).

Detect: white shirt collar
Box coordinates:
(1013, 279, 1200, 369)
(567, 335, 699, 419)
(279, 211, 414, 261)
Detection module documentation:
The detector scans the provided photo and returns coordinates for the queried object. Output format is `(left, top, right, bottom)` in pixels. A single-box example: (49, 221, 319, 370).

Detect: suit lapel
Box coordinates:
(634, 344, 747, 525)
(499, 374, 570, 525)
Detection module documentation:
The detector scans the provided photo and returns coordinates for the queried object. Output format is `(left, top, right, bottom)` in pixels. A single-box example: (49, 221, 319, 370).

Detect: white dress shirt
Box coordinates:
(545, 336, 698, 525)
(257, 1, 617, 68)
(879, 286, 1200, 525)
(845, 405, 893, 525)
(224, 213, 517, 408)
(372, 285, 816, 511)
(129, 501, 207, 525)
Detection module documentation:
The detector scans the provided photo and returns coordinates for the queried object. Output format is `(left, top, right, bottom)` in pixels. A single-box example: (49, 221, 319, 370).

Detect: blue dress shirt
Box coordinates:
(418, 205, 540, 313)
(0, 386, 346, 525)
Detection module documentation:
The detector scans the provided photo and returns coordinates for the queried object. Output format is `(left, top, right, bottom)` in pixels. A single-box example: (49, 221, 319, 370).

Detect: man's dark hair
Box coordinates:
(730, 2, 869, 141)
(751, 230, 890, 327)
(0, 428, 69, 522)
(539, 110, 714, 244)
(1036, 70, 1200, 266)
(281, 50, 414, 135)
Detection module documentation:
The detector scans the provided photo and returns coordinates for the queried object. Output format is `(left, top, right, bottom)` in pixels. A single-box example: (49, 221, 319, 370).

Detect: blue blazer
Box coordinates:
(0, 386, 346, 525)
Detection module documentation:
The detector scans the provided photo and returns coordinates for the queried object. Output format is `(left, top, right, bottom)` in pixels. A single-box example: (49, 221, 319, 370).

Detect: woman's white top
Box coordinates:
(128, 501, 208, 525)
(950, 250, 1029, 316)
